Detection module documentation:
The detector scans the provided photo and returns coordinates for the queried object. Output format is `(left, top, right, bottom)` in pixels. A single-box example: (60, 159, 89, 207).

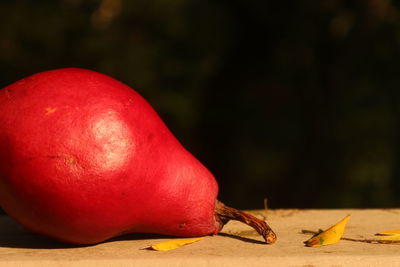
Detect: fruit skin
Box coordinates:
(0, 68, 220, 244)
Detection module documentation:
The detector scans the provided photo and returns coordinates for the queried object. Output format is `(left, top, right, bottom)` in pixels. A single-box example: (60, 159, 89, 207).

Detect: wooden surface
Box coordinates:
(1, 209, 400, 266)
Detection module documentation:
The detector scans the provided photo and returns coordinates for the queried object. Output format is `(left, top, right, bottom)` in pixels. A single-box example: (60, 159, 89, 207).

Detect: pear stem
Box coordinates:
(215, 200, 277, 244)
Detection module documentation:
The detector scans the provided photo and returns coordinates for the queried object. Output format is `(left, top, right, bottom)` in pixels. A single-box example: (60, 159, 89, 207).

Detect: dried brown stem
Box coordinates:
(215, 200, 277, 244)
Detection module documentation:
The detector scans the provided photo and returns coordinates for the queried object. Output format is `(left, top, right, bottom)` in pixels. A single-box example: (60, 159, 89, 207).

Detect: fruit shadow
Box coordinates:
(217, 233, 266, 245)
(0, 215, 168, 249)
(0, 232, 264, 250)
(0, 230, 170, 250)
(0, 215, 265, 249)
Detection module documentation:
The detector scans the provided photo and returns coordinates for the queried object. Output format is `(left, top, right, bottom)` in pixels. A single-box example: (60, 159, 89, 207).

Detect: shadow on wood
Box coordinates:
(0, 215, 170, 249)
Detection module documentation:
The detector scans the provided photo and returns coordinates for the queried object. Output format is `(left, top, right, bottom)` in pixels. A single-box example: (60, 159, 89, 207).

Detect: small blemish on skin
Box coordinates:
(45, 107, 57, 114)
(178, 223, 186, 229)
(5, 89, 12, 99)
(66, 157, 77, 165)
(47, 155, 62, 159)
(48, 155, 84, 168)
(147, 134, 154, 142)
(124, 98, 134, 108)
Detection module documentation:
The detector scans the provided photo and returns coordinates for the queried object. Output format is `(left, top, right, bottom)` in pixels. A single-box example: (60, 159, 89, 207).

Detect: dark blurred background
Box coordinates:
(1, 0, 400, 209)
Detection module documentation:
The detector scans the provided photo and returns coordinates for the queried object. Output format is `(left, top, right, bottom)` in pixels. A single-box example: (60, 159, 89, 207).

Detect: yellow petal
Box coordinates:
(304, 215, 351, 247)
(150, 237, 204, 251)
(375, 230, 400, 236)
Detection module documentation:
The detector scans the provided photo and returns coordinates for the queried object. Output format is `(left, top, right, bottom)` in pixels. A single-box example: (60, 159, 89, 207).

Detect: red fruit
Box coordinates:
(0, 68, 276, 244)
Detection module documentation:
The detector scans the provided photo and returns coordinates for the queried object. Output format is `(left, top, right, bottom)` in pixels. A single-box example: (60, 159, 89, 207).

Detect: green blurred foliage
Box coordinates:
(1, 0, 400, 208)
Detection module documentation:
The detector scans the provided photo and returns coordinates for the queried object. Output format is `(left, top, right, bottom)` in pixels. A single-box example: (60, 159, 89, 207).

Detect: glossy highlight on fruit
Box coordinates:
(0, 68, 276, 245)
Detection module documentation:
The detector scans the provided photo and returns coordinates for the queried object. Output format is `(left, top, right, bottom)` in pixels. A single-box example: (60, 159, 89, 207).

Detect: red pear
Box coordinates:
(0, 68, 276, 244)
